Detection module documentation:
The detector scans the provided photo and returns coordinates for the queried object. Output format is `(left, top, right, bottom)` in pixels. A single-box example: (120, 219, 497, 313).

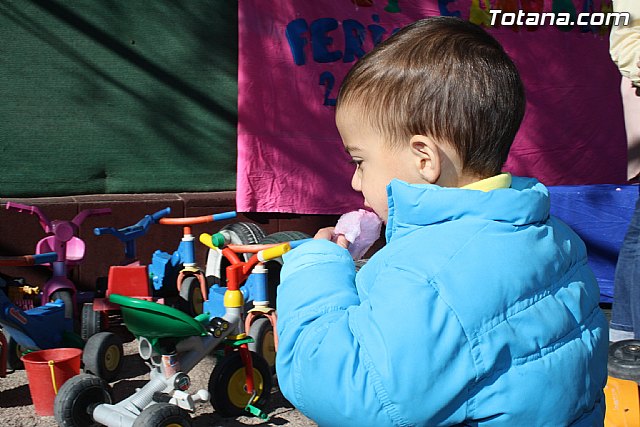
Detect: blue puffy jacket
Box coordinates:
(276, 177, 608, 426)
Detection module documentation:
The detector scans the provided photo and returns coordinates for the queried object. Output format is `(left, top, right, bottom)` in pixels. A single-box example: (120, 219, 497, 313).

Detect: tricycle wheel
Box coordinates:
(223, 222, 267, 252)
(83, 331, 123, 382)
(4, 331, 25, 371)
(248, 317, 276, 374)
(179, 275, 204, 316)
(81, 303, 104, 341)
(132, 403, 192, 427)
(54, 373, 113, 427)
(209, 350, 272, 417)
(609, 339, 640, 382)
(51, 289, 74, 320)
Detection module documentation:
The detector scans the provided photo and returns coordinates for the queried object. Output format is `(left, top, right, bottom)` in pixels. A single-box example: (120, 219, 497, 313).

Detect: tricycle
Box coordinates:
(82, 208, 237, 339)
(0, 252, 123, 381)
(149, 211, 237, 316)
(53, 242, 293, 426)
(199, 231, 310, 373)
(5, 202, 111, 323)
(82, 207, 172, 340)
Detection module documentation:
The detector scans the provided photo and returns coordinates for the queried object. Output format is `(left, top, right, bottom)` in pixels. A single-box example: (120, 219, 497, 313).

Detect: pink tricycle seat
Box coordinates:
(36, 236, 85, 266)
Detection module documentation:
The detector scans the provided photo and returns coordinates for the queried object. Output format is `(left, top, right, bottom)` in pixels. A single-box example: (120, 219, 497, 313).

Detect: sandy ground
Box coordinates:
(0, 329, 317, 427)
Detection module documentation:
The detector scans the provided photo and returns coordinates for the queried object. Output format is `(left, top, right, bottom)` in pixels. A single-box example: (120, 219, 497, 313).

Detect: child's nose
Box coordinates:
(351, 171, 361, 192)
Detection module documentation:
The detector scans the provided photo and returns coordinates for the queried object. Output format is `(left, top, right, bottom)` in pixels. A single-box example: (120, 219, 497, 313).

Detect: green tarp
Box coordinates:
(0, 0, 238, 196)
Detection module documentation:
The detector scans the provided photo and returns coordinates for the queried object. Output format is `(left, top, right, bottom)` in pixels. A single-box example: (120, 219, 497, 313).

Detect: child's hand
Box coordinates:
(334, 210, 383, 260)
(314, 227, 350, 249)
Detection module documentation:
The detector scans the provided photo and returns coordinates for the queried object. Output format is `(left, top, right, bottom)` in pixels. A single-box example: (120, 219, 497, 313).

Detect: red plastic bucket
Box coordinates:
(21, 348, 82, 416)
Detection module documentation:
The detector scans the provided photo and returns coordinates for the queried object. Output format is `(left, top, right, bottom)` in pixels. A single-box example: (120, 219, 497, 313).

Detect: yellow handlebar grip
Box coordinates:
(199, 233, 214, 249)
(259, 243, 291, 261)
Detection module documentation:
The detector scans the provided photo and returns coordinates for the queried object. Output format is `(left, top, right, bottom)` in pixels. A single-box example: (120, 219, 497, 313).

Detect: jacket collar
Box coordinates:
(385, 176, 550, 242)
(461, 173, 512, 192)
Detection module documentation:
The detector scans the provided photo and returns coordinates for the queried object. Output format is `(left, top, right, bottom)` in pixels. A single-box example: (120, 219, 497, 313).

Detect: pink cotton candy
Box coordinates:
(334, 209, 382, 260)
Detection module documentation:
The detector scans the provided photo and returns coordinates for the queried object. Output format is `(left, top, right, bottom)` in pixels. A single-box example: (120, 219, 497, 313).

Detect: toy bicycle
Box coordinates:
(81, 207, 173, 340)
(199, 232, 311, 373)
(148, 211, 236, 316)
(53, 243, 293, 427)
(5, 202, 111, 322)
(0, 252, 123, 381)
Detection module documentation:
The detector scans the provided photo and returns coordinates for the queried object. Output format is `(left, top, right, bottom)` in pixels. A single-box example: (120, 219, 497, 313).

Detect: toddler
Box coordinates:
(276, 16, 608, 426)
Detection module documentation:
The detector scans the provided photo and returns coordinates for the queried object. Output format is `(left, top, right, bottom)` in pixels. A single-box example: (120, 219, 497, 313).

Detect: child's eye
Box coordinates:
(349, 159, 362, 167)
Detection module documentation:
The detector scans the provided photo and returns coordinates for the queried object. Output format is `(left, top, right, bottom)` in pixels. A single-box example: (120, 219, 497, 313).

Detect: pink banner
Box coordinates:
(238, 0, 626, 214)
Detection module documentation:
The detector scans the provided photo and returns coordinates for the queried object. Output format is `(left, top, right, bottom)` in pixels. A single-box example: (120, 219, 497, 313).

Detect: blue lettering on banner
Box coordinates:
(439, 0, 463, 17)
(343, 19, 366, 62)
(285, 18, 309, 66)
(311, 18, 342, 63)
(319, 72, 338, 106)
(285, 14, 399, 106)
(368, 14, 388, 46)
(283, 0, 611, 105)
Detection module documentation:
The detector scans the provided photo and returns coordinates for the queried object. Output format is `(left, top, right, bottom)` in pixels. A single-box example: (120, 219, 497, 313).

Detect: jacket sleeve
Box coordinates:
(275, 239, 390, 425)
(275, 239, 474, 426)
(610, 0, 640, 86)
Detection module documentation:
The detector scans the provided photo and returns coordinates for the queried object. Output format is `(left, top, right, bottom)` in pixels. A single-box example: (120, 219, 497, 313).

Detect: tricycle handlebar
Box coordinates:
(0, 251, 57, 267)
(5, 202, 112, 232)
(151, 207, 172, 223)
(199, 233, 311, 254)
(159, 211, 237, 226)
(199, 233, 307, 287)
(94, 207, 171, 240)
(94, 207, 172, 260)
(258, 243, 292, 262)
(72, 208, 112, 227)
(5, 201, 51, 232)
(5, 201, 39, 214)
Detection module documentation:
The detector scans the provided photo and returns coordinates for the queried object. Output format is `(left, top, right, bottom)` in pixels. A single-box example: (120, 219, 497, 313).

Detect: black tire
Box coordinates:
(51, 289, 75, 320)
(205, 222, 267, 285)
(83, 331, 123, 382)
(223, 222, 268, 251)
(608, 339, 640, 382)
(248, 317, 276, 374)
(54, 373, 113, 427)
(132, 403, 192, 427)
(179, 275, 204, 316)
(4, 331, 25, 371)
(80, 303, 104, 341)
(258, 231, 312, 306)
(209, 350, 272, 418)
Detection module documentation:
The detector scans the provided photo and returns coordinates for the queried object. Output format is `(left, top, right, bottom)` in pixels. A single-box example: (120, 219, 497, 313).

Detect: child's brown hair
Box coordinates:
(336, 16, 526, 177)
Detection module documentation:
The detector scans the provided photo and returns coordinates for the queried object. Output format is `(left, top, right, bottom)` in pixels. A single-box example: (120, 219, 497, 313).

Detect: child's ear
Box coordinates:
(409, 135, 441, 184)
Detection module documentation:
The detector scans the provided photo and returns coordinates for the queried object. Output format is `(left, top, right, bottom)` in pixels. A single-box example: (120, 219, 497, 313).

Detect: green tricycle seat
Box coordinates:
(109, 294, 208, 339)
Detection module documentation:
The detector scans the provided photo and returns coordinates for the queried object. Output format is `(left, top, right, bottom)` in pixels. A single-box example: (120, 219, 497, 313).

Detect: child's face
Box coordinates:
(336, 107, 422, 224)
